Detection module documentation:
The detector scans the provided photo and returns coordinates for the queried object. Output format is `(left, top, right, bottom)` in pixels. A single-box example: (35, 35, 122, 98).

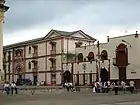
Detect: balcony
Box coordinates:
(50, 66, 56, 71)
(32, 68, 38, 72)
(50, 50, 56, 56)
(32, 53, 38, 59)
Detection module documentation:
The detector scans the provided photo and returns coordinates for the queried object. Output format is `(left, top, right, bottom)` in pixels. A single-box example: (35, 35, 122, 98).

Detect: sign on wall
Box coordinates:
(82, 63, 87, 70)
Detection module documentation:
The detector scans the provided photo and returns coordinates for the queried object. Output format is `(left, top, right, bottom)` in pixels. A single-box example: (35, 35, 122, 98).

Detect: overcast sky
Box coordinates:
(3, 0, 140, 45)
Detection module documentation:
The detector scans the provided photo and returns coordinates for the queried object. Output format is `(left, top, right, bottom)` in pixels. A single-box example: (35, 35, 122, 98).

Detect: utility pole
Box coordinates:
(8, 51, 11, 82)
(97, 41, 100, 82)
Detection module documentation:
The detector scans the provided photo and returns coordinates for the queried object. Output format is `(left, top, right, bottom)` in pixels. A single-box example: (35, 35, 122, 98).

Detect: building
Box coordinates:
(0, 0, 9, 81)
(3, 29, 96, 85)
(65, 31, 140, 88)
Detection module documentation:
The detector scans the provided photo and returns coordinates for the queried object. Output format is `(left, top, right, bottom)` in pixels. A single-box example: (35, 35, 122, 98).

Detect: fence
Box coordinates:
(73, 73, 96, 85)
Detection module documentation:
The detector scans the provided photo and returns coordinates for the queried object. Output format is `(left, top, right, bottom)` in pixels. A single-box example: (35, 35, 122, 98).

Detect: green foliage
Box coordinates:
(64, 52, 77, 62)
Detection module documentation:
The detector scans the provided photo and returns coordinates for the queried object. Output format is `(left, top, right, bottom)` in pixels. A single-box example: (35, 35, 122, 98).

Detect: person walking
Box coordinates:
(65, 82, 70, 92)
(114, 81, 119, 95)
(121, 81, 126, 93)
(69, 82, 74, 92)
(11, 81, 17, 95)
(4, 82, 10, 95)
(92, 82, 96, 93)
(129, 80, 135, 93)
(106, 81, 111, 93)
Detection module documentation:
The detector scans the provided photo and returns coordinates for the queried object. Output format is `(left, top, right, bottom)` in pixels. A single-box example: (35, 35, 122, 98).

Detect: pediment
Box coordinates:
(70, 30, 96, 41)
(43, 30, 61, 39)
(43, 29, 96, 41)
(70, 32, 86, 38)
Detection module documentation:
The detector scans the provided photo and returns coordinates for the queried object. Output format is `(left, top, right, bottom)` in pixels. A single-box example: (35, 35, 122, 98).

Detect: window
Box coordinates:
(28, 62, 31, 69)
(101, 50, 108, 60)
(29, 46, 31, 54)
(78, 53, 83, 62)
(87, 52, 94, 61)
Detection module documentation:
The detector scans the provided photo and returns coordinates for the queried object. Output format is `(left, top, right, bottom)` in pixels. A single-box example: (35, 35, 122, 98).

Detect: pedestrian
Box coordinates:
(11, 81, 17, 95)
(69, 82, 74, 92)
(121, 81, 126, 93)
(129, 80, 135, 93)
(106, 81, 111, 93)
(4, 81, 10, 95)
(92, 82, 96, 93)
(96, 82, 101, 93)
(104, 82, 108, 93)
(114, 81, 119, 95)
(65, 82, 69, 92)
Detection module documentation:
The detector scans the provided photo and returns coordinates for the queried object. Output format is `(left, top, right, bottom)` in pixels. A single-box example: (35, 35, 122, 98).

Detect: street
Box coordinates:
(1, 91, 140, 105)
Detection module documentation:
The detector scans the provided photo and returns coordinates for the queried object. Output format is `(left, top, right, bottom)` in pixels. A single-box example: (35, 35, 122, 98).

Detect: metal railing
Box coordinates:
(32, 53, 38, 58)
(32, 68, 38, 72)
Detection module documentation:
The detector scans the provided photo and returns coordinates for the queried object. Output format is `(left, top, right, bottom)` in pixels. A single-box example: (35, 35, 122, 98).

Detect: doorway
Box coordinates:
(100, 68, 108, 82)
(119, 67, 126, 81)
(63, 70, 71, 83)
(116, 43, 128, 66)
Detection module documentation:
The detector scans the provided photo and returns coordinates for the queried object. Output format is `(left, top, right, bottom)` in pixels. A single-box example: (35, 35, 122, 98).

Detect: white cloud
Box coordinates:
(4, 23, 79, 45)
(4, 1, 140, 45)
(4, 22, 140, 46)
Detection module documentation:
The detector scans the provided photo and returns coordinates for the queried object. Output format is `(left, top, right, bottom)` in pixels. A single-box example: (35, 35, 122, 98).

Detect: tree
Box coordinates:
(64, 52, 77, 62)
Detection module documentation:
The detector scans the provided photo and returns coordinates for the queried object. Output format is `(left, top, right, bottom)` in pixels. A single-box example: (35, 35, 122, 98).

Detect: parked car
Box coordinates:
(16, 78, 32, 86)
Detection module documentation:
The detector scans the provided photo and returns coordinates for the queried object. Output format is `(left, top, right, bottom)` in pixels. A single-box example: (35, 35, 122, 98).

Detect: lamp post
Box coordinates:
(0, 0, 9, 82)
(96, 41, 101, 82)
(8, 51, 11, 82)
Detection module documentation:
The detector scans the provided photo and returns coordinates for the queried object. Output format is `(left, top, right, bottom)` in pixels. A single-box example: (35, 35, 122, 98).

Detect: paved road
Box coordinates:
(1, 91, 140, 105)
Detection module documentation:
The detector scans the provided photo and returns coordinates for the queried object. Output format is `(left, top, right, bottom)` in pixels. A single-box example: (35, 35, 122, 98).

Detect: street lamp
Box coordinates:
(8, 51, 11, 82)
(96, 41, 101, 82)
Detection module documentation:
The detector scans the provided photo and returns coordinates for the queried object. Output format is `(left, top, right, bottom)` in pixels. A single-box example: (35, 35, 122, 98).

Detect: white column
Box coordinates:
(0, 0, 9, 82)
(0, 13, 4, 81)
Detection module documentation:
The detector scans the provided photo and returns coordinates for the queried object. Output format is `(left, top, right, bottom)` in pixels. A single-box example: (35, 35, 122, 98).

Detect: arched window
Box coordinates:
(28, 62, 31, 69)
(78, 53, 83, 62)
(101, 50, 108, 60)
(29, 46, 31, 54)
(87, 52, 94, 61)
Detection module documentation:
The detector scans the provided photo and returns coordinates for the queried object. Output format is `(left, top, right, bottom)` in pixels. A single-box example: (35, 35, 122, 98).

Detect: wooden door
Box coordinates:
(119, 67, 126, 80)
(116, 44, 128, 66)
